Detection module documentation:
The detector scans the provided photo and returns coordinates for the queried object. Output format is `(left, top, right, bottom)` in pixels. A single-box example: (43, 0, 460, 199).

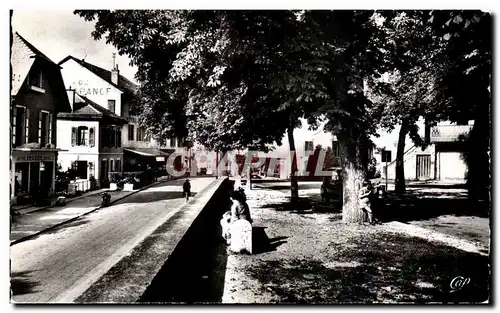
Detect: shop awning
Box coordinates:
(124, 148, 171, 159)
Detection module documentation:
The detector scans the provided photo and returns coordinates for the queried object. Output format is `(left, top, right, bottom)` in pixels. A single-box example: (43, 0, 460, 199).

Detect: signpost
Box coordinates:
(381, 149, 392, 191)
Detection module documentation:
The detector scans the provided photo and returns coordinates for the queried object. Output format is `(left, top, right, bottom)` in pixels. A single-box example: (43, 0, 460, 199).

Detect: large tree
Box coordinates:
(429, 11, 492, 206)
(367, 11, 443, 193)
(75, 10, 425, 223)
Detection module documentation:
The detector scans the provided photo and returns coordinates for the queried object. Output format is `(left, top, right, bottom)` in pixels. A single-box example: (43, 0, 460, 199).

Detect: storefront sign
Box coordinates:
(15, 154, 55, 162)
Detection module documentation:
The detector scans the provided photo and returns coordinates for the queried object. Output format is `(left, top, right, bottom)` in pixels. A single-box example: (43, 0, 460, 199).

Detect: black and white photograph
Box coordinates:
(7, 5, 493, 305)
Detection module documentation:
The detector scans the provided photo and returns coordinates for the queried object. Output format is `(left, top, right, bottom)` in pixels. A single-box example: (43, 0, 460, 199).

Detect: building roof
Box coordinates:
(11, 32, 60, 96)
(57, 93, 128, 124)
(11, 32, 72, 113)
(58, 55, 138, 96)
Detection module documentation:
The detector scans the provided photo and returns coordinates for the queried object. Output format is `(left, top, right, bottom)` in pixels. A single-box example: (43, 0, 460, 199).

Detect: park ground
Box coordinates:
(222, 181, 490, 304)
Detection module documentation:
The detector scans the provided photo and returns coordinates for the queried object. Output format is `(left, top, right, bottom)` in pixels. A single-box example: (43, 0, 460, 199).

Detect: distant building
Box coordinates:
(57, 92, 128, 188)
(57, 55, 186, 180)
(373, 119, 473, 182)
(10, 32, 71, 204)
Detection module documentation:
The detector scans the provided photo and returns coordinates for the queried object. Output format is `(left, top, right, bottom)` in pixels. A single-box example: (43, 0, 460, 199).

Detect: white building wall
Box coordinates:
(56, 120, 100, 153)
(57, 119, 100, 180)
(60, 59, 123, 116)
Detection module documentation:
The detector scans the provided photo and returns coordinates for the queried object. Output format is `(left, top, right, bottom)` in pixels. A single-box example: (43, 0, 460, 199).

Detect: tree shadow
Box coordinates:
(252, 226, 288, 254)
(10, 217, 92, 243)
(114, 191, 198, 205)
(378, 190, 489, 223)
(254, 182, 321, 191)
(260, 195, 343, 215)
(10, 271, 41, 297)
(245, 232, 490, 303)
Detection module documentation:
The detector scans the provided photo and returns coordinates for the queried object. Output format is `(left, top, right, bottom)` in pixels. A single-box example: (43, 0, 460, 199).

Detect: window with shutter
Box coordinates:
(38, 110, 42, 144)
(117, 130, 122, 148)
(89, 127, 95, 147)
(108, 128, 114, 147)
(107, 100, 116, 113)
(304, 141, 313, 152)
(48, 113, 52, 145)
(25, 108, 30, 144)
(12, 106, 16, 145)
(332, 141, 339, 157)
(71, 127, 77, 146)
(128, 124, 134, 141)
(77, 126, 88, 146)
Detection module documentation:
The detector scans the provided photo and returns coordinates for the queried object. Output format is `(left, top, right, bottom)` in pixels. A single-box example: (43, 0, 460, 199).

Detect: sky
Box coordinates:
(11, 10, 138, 83)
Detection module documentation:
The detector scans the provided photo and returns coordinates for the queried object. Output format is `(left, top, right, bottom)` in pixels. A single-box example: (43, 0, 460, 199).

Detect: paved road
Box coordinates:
(10, 177, 215, 303)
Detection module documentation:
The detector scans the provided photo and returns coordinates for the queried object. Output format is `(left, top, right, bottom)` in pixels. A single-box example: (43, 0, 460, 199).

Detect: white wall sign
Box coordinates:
(73, 80, 112, 96)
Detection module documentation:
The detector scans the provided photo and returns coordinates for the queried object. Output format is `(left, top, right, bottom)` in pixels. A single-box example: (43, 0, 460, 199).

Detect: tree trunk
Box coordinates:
(246, 155, 252, 191)
(466, 100, 490, 208)
(339, 123, 370, 224)
(395, 119, 409, 193)
(287, 126, 299, 200)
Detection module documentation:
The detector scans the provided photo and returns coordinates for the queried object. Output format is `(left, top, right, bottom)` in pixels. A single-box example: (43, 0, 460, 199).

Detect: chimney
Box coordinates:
(66, 89, 75, 112)
(111, 53, 119, 85)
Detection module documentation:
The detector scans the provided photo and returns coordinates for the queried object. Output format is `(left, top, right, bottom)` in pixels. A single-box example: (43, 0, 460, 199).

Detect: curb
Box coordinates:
(13, 189, 108, 216)
(10, 177, 184, 246)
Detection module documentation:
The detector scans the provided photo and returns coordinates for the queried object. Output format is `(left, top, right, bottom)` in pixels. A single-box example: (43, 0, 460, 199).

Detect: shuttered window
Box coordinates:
(12, 106, 16, 145)
(128, 124, 134, 141)
(77, 126, 88, 146)
(109, 128, 114, 147)
(48, 113, 52, 145)
(116, 130, 122, 148)
(89, 127, 95, 147)
(304, 141, 314, 151)
(25, 108, 30, 144)
(71, 127, 77, 146)
(38, 110, 42, 145)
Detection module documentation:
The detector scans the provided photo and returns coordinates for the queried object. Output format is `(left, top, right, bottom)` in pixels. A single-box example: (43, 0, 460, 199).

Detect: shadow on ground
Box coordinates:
(245, 232, 490, 304)
(255, 184, 488, 222)
(259, 194, 343, 215)
(254, 183, 321, 191)
(10, 218, 92, 243)
(377, 190, 489, 223)
(10, 271, 41, 297)
(252, 227, 288, 254)
(114, 191, 198, 205)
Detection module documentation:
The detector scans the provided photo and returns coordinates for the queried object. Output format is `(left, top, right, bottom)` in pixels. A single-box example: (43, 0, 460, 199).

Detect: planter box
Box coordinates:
(123, 183, 135, 191)
(110, 183, 118, 191)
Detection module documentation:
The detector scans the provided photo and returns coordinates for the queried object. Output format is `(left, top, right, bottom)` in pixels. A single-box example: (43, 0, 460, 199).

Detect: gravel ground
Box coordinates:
(222, 187, 491, 304)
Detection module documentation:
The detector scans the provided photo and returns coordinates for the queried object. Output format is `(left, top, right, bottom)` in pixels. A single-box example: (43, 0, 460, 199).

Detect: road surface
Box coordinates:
(10, 177, 215, 303)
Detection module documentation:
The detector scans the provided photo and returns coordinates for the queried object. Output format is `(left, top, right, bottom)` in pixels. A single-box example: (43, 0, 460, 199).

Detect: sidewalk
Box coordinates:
(221, 187, 490, 304)
(10, 176, 177, 245)
(11, 176, 175, 216)
(11, 188, 107, 216)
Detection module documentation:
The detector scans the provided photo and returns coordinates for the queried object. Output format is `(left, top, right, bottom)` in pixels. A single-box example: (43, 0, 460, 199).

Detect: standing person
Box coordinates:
(183, 179, 191, 202)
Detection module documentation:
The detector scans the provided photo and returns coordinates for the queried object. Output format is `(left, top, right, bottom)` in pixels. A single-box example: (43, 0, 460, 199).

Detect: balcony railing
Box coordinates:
(430, 125, 472, 143)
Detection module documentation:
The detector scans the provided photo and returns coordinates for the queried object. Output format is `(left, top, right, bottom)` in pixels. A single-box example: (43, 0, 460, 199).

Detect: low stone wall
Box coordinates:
(74, 177, 231, 303)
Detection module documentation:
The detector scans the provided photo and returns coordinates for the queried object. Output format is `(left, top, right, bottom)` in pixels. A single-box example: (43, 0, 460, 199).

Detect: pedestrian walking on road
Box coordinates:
(183, 179, 191, 202)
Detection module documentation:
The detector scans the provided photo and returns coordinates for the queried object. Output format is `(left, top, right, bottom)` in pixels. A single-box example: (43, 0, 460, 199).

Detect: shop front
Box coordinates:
(11, 149, 58, 205)
(123, 148, 172, 174)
